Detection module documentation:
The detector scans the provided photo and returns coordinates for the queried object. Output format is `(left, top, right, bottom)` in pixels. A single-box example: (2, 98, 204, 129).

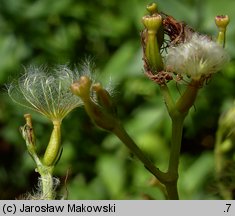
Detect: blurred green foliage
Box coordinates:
(0, 0, 235, 199)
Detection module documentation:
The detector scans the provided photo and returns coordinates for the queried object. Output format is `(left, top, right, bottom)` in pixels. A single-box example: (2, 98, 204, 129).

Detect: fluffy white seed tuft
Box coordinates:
(8, 65, 84, 121)
(165, 33, 230, 80)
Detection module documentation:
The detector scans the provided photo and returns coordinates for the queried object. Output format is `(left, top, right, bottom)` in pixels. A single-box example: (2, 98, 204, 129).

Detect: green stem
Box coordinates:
(24, 134, 55, 199)
(37, 165, 55, 200)
(176, 80, 200, 114)
(168, 116, 185, 177)
(165, 181, 179, 200)
(160, 85, 175, 114)
(113, 115, 185, 199)
(217, 31, 226, 48)
(166, 115, 185, 199)
(113, 124, 166, 182)
(160, 84, 194, 199)
(21, 114, 57, 200)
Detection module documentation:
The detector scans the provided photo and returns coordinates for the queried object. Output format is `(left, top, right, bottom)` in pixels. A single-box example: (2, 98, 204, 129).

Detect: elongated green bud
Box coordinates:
(92, 83, 116, 115)
(142, 14, 164, 73)
(146, 2, 164, 48)
(70, 76, 91, 103)
(71, 77, 119, 131)
(43, 120, 61, 166)
(215, 15, 230, 47)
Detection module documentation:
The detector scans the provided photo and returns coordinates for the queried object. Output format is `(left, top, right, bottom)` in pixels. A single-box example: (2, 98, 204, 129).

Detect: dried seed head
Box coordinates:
(8, 65, 84, 122)
(165, 33, 230, 81)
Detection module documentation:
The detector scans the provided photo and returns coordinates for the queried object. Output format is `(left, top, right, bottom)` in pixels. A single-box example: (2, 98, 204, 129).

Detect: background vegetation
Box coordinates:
(0, 0, 235, 199)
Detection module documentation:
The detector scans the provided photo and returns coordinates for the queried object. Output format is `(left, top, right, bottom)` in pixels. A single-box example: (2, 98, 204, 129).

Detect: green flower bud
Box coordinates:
(215, 15, 230, 30)
(71, 77, 118, 132)
(215, 15, 230, 47)
(92, 83, 116, 115)
(142, 14, 164, 73)
(70, 75, 92, 103)
(142, 14, 162, 33)
(146, 2, 164, 48)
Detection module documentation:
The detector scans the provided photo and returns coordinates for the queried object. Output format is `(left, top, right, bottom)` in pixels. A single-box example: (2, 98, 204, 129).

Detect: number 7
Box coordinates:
(226, 204, 231, 212)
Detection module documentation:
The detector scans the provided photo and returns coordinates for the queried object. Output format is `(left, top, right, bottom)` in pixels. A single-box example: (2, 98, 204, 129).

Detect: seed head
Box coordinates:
(8, 65, 83, 122)
(165, 33, 230, 81)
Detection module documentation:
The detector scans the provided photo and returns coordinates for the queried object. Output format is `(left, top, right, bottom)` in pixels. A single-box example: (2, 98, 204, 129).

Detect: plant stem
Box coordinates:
(160, 85, 175, 114)
(166, 115, 185, 199)
(160, 84, 191, 199)
(113, 124, 167, 182)
(38, 165, 55, 200)
(165, 181, 179, 200)
(22, 115, 57, 199)
(168, 116, 185, 177)
(176, 80, 200, 113)
(113, 117, 185, 199)
(25, 135, 55, 199)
